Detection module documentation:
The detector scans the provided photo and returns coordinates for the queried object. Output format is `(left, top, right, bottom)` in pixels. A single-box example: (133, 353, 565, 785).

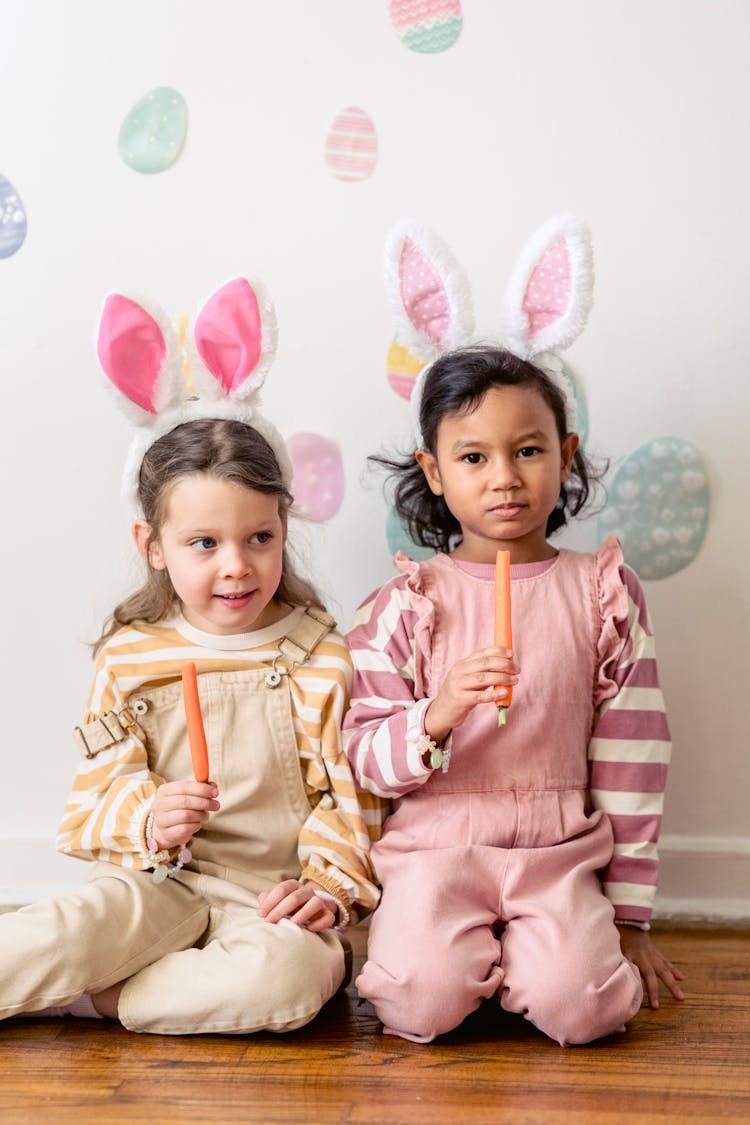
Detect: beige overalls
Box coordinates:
(0, 614, 347, 1034)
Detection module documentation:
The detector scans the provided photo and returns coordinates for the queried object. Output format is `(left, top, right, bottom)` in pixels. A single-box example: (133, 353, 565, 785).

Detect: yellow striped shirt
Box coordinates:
(57, 608, 384, 919)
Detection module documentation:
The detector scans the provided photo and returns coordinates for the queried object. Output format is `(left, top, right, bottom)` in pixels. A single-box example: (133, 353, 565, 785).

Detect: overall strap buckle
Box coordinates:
(265, 606, 336, 688)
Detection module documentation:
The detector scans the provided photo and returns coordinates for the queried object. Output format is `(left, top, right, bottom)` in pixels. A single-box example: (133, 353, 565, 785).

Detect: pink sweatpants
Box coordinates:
(357, 803, 643, 1045)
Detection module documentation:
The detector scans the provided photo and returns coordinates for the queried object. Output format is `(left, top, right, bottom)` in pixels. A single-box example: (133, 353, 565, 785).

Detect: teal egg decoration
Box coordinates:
(118, 87, 187, 174)
(598, 437, 710, 579)
(386, 507, 434, 561)
(0, 174, 27, 259)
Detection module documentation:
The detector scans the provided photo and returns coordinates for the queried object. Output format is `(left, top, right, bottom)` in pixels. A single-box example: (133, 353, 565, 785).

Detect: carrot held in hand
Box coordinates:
(182, 662, 209, 782)
(494, 550, 513, 726)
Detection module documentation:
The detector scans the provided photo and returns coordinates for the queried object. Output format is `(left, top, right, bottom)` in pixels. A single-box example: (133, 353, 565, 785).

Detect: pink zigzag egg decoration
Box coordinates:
(324, 107, 378, 182)
(386, 339, 423, 401)
(389, 0, 463, 54)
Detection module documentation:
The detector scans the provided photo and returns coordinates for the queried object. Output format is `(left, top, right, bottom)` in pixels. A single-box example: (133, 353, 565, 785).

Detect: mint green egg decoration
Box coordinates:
(118, 87, 187, 174)
(598, 437, 710, 579)
(386, 507, 434, 561)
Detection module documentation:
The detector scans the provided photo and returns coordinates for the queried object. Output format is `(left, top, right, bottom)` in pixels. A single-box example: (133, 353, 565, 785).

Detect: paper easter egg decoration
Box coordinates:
(598, 437, 710, 579)
(287, 432, 345, 521)
(324, 107, 378, 182)
(389, 0, 463, 53)
(386, 338, 424, 400)
(0, 174, 27, 259)
(386, 507, 434, 561)
(118, 87, 188, 174)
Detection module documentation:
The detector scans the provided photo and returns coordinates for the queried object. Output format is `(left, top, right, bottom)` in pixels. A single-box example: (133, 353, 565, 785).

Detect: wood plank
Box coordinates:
(0, 929, 747, 1124)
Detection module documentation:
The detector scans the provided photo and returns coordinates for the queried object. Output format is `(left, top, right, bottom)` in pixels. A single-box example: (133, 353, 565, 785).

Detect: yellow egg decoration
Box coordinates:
(386, 338, 423, 401)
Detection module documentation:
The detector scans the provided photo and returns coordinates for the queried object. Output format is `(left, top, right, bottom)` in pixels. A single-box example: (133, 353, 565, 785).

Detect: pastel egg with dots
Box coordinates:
(287, 433, 345, 521)
(324, 107, 378, 182)
(598, 437, 710, 580)
(118, 86, 188, 174)
(0, 174, 27, 259)
(389, 0, 463, 53)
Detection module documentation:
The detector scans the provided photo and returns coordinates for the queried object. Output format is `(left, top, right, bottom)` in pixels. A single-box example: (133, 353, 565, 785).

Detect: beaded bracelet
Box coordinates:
(145, 812, 193, 884)
(415, 732, 451, 774)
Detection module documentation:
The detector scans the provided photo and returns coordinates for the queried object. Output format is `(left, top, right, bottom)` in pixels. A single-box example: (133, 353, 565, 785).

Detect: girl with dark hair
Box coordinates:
(343, 219, 684, 1046)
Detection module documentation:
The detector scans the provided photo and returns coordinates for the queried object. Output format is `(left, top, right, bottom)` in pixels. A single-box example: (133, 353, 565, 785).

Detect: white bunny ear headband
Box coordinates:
(384, 212, 594, 447)
(96, 276, 293, 514)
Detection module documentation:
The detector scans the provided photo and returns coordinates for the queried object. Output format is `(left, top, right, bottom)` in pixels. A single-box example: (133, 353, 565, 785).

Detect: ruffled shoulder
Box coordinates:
(594, 535, 631, 707)
(393, 549, 421, 578)
(392, 551, 441, 698)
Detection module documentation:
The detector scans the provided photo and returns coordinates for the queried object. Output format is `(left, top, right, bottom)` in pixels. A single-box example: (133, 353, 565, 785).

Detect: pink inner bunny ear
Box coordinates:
(521, 237, 572, 339)
(193, 277, 263, 393)
(399, 238, 452, 348)
(97, 294, 167, 414)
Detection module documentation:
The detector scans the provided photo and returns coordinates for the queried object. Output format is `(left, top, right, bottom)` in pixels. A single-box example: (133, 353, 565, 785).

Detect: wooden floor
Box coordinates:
(1, 927, 748, 1124)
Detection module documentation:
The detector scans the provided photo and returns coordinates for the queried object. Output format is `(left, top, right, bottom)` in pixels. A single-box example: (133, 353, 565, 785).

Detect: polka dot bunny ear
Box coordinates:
(503, 213, 594, 361)
(384, 215, 591, 444)
(384, 219, 474, 365)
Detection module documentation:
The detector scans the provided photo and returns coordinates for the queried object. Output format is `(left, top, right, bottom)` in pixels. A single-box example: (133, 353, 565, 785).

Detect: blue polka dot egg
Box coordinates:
(598, 437, 709, 579)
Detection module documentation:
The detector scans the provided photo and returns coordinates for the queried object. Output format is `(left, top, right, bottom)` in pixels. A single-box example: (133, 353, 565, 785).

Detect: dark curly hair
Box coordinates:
(371, 346, 605, 553)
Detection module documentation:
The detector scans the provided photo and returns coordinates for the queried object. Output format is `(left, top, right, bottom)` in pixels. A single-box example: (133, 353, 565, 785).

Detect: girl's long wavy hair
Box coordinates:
(95, 418, 322, 652)
(372, 346, 605, 553)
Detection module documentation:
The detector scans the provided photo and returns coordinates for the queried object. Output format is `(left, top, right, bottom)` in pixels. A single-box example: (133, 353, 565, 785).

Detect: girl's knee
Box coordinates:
(264, 929, 346, 1022)
(504, 956, 643, 1046)
(357, 956, 502, 1043)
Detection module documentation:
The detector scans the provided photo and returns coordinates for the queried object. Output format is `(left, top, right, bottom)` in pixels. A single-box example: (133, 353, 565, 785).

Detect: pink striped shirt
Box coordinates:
(343, 538, 671, 924)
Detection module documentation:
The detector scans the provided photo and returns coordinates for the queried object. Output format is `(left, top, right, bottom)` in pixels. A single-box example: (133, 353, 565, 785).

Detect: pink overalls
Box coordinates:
(356, 550, 643, 1045)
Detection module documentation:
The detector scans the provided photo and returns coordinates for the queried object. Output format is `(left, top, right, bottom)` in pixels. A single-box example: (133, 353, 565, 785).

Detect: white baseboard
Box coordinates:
(653, 833, 750, 925)
(0, 835, 748, 924)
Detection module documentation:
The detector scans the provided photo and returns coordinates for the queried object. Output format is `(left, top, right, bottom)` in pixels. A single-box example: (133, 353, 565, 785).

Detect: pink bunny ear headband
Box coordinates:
(384, 213, 594, 447)
(96, 276, 293, 514)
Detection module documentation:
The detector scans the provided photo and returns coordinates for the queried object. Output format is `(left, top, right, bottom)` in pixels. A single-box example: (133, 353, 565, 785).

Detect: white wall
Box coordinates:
(1, 0, 747, 918)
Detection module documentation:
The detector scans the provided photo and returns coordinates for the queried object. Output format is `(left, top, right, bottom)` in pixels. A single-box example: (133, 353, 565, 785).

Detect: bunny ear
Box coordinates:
(384, 219, 474, 362)
(97, 293, 184, 424)
(188, 276, 278, 402)
(504, 213, 593, 359)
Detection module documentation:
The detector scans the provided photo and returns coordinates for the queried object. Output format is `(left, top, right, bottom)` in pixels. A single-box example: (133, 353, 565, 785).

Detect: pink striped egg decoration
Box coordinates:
(324, 106, 378, 182)
(389, 0, 463, 54)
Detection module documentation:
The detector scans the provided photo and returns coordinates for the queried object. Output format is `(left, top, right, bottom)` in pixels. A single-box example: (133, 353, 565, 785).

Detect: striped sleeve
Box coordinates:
(293, 632, 382, 922)
(589, 565, 671, 924)
(342, 578, 435, 798)
(56, 642, 163, 869)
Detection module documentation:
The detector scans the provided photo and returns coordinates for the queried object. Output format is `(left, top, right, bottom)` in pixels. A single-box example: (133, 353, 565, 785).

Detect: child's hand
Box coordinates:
(257, 879, 337, 932)
(425, 646, 519, 745)
(151, 779, 220, 850)
(619, 927, 686, 1009)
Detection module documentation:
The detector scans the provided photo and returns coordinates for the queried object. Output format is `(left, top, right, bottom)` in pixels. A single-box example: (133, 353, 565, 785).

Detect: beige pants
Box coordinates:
(0, 668, 345, 1034)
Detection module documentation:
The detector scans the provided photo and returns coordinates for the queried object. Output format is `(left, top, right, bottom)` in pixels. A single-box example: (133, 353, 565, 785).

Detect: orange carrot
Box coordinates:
(182, 662, 209, 782)
(494, 550, 513, 726)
